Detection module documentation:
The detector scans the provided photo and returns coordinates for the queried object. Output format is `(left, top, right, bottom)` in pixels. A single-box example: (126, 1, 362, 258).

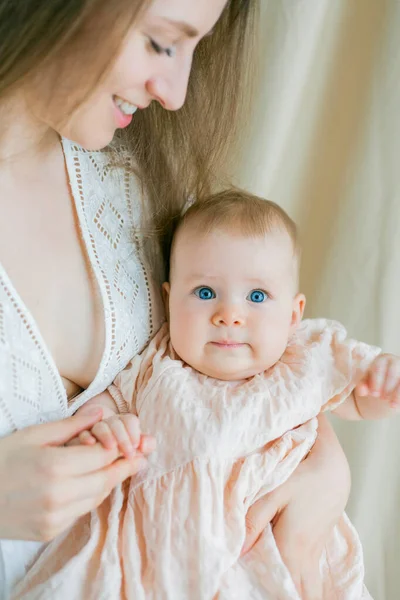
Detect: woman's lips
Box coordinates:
(113, 103, 133, 129)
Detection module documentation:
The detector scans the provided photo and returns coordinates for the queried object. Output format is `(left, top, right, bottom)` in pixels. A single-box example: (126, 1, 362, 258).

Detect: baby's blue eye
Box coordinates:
(194, 287, 216, 300)
(248, 290, 266, 303)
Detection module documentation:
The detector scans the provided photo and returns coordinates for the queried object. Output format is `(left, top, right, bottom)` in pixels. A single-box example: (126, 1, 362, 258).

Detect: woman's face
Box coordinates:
(43, 0, 228, 150)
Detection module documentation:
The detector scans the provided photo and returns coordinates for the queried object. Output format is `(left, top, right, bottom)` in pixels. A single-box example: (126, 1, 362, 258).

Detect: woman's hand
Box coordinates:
(0, 409, 151, 542)
(241, 414, 351, 599)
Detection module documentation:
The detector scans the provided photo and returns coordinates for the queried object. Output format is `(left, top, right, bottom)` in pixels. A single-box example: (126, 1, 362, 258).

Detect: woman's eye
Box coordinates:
(247, 290, 267, 303)
(149, 38, 175, 57)
(194, 287, 216, 301)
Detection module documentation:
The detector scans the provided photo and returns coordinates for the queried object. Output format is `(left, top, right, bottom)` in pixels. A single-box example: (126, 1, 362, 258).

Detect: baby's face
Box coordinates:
(164, 227, 305, 381)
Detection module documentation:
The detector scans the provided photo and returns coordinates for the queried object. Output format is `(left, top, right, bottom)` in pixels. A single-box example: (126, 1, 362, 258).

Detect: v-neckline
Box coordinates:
(0, 138, 108, 405)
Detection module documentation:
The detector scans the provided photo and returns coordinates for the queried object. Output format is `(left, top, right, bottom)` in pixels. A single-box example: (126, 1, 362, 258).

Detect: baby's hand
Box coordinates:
(355, 353, 400, 409)
(78, 414, 144, 458)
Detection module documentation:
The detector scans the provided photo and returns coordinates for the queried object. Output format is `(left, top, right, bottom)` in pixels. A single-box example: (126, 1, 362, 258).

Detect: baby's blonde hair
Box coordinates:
(168, 188, 301, 278)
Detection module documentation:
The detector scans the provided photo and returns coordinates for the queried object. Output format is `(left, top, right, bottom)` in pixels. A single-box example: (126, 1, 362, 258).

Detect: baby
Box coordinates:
(15, 190, 400, 600)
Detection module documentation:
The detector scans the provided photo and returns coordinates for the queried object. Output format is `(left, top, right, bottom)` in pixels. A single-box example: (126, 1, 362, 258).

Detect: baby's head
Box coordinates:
(163, 189, 306, 381)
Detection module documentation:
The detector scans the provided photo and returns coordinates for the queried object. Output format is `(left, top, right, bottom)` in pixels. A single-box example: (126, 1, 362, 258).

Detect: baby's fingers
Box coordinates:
(389, 382, 400, 410)
(383, 357, 400, 397)
(119, 414, 141, 450)
(78, 430, 97, 446)
(355, 379, 369, 397)
(139, 434, 157, 455)
(108, 417, 136, 458)
(65, 431, 97, 447)
(368, 355, 390, 397)
(90, 421, 118, 451)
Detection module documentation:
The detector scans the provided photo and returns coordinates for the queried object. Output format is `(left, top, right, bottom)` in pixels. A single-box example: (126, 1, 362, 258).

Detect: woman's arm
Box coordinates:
(242, 414, 350, 600)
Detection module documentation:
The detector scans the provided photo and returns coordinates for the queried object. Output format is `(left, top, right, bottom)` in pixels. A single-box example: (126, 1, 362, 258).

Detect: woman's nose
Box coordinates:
(147, 56, 192, 111)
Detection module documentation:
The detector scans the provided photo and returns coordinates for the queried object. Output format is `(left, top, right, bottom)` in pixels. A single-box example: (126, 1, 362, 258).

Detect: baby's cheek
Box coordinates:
(257, 330, 288, 368)
(170, 315, 201, 361)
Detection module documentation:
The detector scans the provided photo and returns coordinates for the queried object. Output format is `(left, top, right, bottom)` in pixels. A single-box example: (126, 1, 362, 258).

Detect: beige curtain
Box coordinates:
(236, 2, 400, 598)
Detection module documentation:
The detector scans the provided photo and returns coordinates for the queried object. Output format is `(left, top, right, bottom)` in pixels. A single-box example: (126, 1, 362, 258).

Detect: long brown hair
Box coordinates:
(0, 0, 258, 260)
(120, 0, 258, 260)
(0, 1, 150, 105)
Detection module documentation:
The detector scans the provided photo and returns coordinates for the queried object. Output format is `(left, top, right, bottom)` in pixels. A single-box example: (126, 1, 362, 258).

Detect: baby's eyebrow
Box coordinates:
(245, 277, 271, 287)
(187, 273, 219, 280)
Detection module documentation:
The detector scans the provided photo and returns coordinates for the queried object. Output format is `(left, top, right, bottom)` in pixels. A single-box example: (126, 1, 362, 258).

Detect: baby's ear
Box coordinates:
(162, 282, 171, 321)
(290, 293, 306, 332)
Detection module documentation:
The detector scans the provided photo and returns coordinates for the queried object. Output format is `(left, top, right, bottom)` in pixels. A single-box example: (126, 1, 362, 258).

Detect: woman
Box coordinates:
(0, 0, 350, 598)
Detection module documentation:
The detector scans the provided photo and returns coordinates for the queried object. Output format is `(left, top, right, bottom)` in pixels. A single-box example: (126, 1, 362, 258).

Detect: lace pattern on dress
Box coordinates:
(0, 139, 163, 436)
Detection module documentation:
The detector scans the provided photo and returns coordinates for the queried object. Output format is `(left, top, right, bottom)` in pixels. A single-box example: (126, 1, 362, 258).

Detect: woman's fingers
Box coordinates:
(47, 443, 121, 477)
(71, 454, 148, 507)
(51, 454, 148, 505)
(242, 487, 323, 599)
(0, 415, 149, 541)
(241, 488, 286, 555)
(273, 511, 323, 600)
(29, 454, 149, 541)
(241, 417, 349, 599)
(23, 409, 103, 446)
(103, 454, 148, 490)
(299, 569, 323, 600)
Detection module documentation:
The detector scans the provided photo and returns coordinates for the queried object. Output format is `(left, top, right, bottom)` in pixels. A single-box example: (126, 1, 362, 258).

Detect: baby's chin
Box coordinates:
(194, 361, 271, 382)
(173, 344, 278, 381)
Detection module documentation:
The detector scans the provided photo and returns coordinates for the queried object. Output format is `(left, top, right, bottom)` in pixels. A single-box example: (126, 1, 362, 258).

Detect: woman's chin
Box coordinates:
(61, 125, 116, 151)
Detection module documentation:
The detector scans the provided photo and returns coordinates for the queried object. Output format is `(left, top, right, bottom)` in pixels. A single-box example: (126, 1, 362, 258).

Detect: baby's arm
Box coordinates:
(333, 353, 400, 420)
(79, 390, 120, 419)
(71, 340, 159, 457)
(71, 391, 144, 458)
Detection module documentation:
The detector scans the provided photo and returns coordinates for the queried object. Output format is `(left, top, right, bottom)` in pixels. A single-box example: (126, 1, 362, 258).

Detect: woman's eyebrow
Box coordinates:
(162, 18, 199, 38)
(156, 18, 215, 40)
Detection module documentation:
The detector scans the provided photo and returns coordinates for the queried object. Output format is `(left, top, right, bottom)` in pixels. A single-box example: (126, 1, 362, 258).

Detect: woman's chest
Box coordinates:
(0, 144, 164, 433)
(0, 175, 104, 389)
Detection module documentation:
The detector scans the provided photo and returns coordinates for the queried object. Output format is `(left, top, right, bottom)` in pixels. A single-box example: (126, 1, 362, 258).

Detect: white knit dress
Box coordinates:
(0, 139, 164, 598)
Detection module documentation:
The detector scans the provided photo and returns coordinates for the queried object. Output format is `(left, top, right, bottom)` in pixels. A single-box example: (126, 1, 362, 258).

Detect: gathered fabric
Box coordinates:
(14, 319, 379, 599)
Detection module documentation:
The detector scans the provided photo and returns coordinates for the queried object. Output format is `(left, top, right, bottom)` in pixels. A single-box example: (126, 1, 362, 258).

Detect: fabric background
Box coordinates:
(235, 2, 400, 598)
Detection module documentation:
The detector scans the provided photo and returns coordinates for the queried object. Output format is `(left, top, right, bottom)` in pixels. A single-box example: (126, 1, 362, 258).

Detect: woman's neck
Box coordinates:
(0, 91, 60, 173)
